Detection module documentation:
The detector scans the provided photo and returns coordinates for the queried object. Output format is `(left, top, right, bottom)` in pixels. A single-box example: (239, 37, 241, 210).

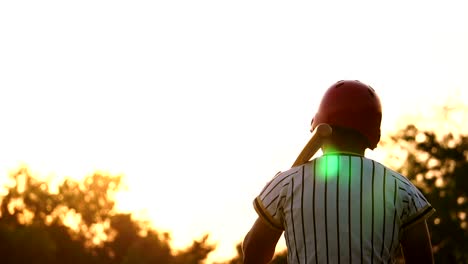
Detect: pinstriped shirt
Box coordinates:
(254, 153, 435, 264)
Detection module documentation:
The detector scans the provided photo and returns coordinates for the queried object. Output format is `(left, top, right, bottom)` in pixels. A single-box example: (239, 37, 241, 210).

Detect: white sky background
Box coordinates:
(1, 0, 468, 262)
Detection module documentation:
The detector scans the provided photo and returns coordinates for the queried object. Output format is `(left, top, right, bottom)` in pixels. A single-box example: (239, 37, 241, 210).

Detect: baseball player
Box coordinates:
(242, 80, 435, 264)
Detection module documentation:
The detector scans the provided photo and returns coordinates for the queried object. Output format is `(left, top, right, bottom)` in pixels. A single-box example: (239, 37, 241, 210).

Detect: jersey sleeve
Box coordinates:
(253, 170, 292, 231)
(400, 181, 435, 231)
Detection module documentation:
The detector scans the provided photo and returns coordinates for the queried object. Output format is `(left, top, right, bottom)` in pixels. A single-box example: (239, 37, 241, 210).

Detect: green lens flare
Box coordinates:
(317, 155, 339, 181)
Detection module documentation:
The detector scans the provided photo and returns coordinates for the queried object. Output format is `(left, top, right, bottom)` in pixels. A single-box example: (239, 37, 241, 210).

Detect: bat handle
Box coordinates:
(292, 123, 332, 167)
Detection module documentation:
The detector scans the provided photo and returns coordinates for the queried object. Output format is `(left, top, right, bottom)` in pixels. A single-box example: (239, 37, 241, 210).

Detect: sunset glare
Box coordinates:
(1, 1, 467, 262)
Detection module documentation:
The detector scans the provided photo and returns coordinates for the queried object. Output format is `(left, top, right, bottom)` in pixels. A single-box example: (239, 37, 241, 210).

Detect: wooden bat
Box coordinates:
(292, 123, 332, 167)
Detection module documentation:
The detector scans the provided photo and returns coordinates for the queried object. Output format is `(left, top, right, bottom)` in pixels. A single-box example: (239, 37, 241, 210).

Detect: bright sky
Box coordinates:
(1, 0, 467, 262)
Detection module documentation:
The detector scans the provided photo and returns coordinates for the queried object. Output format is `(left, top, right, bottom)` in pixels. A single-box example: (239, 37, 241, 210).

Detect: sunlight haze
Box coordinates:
(1, 0, 467, 262)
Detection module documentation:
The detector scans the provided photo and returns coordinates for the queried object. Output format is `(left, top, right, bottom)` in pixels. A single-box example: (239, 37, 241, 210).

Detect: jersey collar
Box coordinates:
(322, 151, 364, 157)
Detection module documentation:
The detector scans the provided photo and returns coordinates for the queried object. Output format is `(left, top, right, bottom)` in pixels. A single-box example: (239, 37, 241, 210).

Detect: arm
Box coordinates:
(401, 219, 434, 264)
(242, 217, 283, 264)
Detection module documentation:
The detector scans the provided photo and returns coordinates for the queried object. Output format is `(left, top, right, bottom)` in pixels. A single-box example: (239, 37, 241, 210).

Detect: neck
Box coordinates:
(322, 143, 366, 156)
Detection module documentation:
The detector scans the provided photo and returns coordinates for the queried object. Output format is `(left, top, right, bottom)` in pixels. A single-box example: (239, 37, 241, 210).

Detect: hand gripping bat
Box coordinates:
(292, 123, 332, 167)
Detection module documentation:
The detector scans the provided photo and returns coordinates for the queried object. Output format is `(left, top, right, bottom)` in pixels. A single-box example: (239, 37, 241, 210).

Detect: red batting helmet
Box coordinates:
(311, 80, 382, 149)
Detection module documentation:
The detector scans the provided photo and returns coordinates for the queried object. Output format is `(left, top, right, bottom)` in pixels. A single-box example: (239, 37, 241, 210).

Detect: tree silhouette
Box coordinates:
(0, 166, 215, 264)
(387, 124, 468, 263)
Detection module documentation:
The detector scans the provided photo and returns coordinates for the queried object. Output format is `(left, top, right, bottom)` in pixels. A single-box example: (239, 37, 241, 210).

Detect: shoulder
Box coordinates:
(254, 166, 305, 230)
(365, 158, 410, 181)
(256, 165, 306, 199)
(270, 166, 302, 186)
(377, 165, 436, 230)
(273, 165, 304, 182)
(380, 165, 417, 189)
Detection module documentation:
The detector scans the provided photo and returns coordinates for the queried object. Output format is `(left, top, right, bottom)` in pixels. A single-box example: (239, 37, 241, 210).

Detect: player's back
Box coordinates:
(256, 153, 433, 264)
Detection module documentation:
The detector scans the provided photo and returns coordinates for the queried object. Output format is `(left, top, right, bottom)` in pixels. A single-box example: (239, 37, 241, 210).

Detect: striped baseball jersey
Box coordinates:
(254, 153, 435, 264)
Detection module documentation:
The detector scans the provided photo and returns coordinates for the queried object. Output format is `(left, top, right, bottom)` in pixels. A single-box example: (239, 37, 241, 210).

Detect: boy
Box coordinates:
(243, 80, 435, 264)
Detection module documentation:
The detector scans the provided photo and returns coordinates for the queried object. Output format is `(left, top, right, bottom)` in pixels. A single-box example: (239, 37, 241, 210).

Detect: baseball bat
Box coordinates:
(292, 123, 332, 167)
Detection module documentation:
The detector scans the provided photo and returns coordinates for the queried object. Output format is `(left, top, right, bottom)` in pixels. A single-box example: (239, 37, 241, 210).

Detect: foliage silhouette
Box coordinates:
(0, 167, 215, 264)
(387, 124, 468, 263)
